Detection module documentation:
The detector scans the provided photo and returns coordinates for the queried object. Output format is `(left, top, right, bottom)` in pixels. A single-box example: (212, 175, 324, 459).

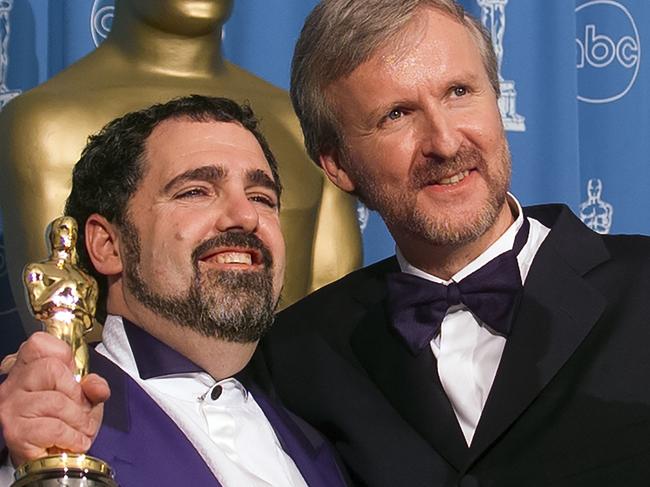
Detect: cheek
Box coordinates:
(146, 224, 195, 270)
(258, 217, 285, 266)
(351, 135, 416, 179)
(469, 110, 505, 147)
(274, 238, 286, 280)
(162, 210, 211, 247)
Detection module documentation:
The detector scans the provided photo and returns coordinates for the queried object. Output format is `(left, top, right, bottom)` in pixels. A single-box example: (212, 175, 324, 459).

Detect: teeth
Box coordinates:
(214, 252, 252, 265)
(438, 170, 469, 185)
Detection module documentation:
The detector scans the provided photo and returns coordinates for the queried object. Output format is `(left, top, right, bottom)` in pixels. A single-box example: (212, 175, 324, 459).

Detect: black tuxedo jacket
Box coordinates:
(264, 205, 650, 487)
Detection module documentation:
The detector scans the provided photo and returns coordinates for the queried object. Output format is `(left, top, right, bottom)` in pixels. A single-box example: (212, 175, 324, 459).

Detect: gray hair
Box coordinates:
(290, 0, 499, 165)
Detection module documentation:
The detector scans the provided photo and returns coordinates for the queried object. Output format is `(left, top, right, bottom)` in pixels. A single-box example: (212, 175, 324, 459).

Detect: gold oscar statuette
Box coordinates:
(12, 216, 117, 487)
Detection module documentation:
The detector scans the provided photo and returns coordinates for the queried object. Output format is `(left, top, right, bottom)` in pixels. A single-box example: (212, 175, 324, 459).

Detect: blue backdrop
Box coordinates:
(1, 0, 648, 355)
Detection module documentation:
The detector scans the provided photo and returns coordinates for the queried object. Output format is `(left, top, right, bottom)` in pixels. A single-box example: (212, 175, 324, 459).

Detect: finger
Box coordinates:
(16, 357, 87, 403)
(89, 403, 104, 443)
(7, 417, 93, 467)
(80, 374, 110, 406)
(13, 333, 75, 373)
(0, 353, 17, 375)
(17, 390, 99, 437)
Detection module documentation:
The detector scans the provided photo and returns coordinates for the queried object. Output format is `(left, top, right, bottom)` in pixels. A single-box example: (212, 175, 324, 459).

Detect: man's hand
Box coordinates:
(0, 332, 110, 467)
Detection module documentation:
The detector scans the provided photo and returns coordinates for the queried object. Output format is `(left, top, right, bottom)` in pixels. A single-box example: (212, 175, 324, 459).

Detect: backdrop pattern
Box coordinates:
(0, 0, 648, 356)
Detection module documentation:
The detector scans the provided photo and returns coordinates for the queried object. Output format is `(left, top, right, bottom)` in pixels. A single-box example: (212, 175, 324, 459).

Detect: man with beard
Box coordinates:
(0, 96, 349, 487)
(263, 0, 650, 486)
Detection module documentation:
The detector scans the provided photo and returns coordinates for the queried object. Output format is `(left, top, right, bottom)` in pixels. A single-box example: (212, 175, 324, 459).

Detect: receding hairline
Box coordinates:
(140, 116, 258, 170)
(319, 5, 491, 140)
(321, 4, 474, 88)
(138, 117, 282, 203)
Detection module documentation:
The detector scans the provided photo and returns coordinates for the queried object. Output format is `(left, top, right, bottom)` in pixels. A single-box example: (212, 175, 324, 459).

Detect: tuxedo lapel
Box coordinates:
(350, 258, 469, 471)
(252, 384, 347, 487)
(466, 206, 610, 467)
(89, 350, 219, 486)
(241, 351, 347, 487)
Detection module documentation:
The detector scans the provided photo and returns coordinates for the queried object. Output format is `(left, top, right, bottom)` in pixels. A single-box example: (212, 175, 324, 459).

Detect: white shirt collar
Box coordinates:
(98, 315, 248, 401)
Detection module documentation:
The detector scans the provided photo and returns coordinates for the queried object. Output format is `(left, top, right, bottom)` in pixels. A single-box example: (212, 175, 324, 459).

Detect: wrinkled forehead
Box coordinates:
(378, 7, 478, 66)
(326, 7, 484, 111)
(141, 118, 273, 188)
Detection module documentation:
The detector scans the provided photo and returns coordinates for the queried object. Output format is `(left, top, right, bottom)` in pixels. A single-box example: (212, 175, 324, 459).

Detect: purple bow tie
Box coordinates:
(387, 218, 530, 355)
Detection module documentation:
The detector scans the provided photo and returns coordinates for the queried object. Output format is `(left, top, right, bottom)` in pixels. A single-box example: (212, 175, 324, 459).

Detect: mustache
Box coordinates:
(410, 145, 486, 189)
(191, 232, 273, 269)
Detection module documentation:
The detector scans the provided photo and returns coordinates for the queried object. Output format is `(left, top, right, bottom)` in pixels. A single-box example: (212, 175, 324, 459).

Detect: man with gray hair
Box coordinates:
(264, 0, 650, 485)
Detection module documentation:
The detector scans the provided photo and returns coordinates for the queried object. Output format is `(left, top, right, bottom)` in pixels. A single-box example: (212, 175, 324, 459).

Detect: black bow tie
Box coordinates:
(386, 218, 530, 355)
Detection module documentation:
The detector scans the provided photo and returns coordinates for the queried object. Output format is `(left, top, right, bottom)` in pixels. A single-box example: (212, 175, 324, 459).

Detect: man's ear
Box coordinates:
(85, 214, 123, 276)
(319, 149, 356, 193)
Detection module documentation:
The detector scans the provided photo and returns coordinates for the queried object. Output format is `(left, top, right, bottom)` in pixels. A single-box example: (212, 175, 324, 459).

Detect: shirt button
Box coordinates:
(211, 385, 223, 400)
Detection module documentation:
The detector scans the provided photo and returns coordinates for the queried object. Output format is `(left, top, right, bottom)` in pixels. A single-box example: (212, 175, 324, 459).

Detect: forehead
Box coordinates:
(384, 9, 480, 72)
(330, 8, 485, 104)
(142, 118, 271, 184)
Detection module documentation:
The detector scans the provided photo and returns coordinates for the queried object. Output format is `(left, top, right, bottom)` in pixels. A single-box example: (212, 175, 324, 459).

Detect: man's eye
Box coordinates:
(452, 86, 468, 97)
(387, 109, 403, 121)
(249, 194, 277, 208)
(176, 188, 208, 199)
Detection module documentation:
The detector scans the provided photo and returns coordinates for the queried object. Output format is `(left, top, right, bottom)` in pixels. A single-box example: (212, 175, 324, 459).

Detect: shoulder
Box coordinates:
(0, 89, 112, 162)
(526, 203, 650, 263)
(268, 257, 396, 348)
(224, 62, 290, 99)
(526, 204, 650, 292)
(598, 233, 650, 274)
(277, 257, 396, 324)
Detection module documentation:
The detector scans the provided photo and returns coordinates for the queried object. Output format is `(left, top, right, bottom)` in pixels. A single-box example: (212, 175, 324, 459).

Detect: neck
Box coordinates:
(396, 201, 515, 280)
(103, 6, 225, 77)
(107, 288, 255, 380)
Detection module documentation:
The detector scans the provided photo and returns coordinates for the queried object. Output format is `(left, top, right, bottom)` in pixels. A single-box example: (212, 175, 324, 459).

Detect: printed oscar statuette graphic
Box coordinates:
(12, 216, 117, 487)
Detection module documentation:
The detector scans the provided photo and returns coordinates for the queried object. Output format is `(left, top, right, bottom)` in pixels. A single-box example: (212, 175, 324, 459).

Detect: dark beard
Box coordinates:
(120, 220, 277, 343)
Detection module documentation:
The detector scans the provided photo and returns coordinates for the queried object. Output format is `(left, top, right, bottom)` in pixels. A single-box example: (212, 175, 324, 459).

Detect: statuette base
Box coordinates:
(12, 453, 117, 487)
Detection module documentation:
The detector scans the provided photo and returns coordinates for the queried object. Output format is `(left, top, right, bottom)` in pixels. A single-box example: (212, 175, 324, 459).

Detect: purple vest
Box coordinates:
(87, 320, 348, 486)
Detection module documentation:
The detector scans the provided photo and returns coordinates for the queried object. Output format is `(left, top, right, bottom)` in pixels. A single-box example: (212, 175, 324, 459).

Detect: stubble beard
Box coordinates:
(120, 220, 277, 343)
(347, 139, 512, 247)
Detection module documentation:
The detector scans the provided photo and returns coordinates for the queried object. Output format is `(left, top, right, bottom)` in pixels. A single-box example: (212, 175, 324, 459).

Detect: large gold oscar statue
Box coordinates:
(0, 0, 362, 335)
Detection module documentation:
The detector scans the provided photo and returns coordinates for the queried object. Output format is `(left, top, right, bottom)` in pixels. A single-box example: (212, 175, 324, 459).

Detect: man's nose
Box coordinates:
(214, 190, 259, 233)
(418, 105, 462, 161)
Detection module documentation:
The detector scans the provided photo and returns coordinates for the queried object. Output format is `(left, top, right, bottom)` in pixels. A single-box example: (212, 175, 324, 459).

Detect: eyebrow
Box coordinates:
(247, 169, 280, 199)
(163, 165, 226, 194)
(162, 164, 280, 199)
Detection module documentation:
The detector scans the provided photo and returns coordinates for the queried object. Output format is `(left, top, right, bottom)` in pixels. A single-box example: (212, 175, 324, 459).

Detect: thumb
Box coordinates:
(80, 373, 111, 406)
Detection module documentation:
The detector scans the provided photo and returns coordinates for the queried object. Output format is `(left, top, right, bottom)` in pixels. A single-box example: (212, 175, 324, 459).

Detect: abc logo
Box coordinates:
(91, 0, 114, 47)
(575, 0, 640, 104)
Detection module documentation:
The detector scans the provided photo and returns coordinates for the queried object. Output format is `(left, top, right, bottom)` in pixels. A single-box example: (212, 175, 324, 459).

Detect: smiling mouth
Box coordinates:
(436, 170, 470, 186)
(199, 248, 263, 268)
(216, 252, 253, 265)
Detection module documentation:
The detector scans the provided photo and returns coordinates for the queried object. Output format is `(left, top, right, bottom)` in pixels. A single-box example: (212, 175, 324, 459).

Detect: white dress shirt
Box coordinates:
(96, 315, 308, 487)
(396, 195, 550, 445)
(0, 319, 309, 487)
